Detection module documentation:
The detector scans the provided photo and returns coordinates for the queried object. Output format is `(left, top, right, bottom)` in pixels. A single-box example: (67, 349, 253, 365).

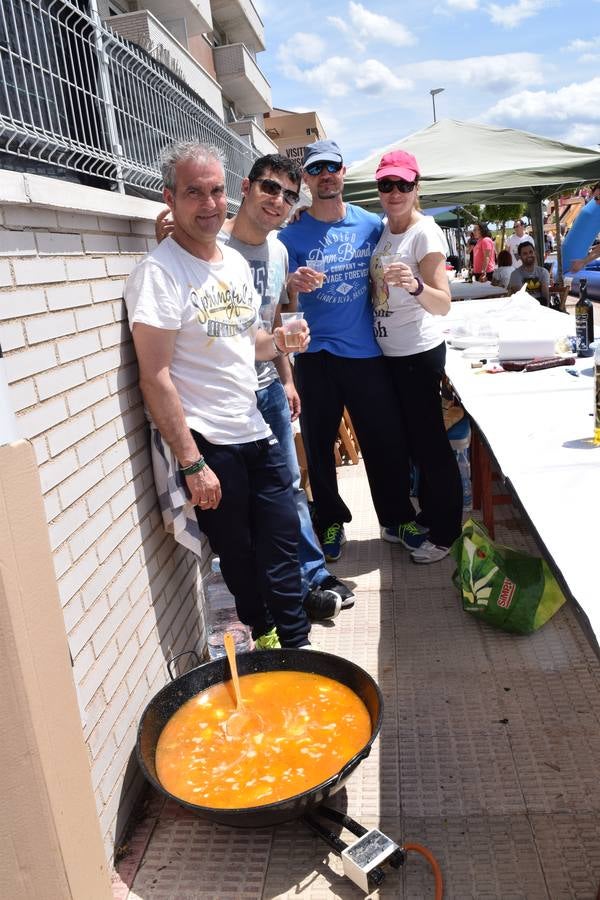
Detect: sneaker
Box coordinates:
(381, 520, 429, 550)
(317, 575, 355, 610)
(254, 627, 281, 650)
(304, 587, 342, 621)
(320, 523, 346, 561)
(410, 540, 450, 564)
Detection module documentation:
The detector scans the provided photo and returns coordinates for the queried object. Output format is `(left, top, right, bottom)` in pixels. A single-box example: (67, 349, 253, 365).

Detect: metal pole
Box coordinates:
(88, 0, 125, 193)
(432, 94, 436, 123)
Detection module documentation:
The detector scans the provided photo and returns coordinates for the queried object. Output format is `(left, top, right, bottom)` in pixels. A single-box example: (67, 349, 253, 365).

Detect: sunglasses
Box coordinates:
(377, 179, 416, 194)
(304, 161, 343, 177)
(251, 177, 299, 207)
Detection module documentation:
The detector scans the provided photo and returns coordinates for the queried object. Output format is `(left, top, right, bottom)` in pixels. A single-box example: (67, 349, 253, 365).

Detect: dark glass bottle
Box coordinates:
(575, 279, 594, 357)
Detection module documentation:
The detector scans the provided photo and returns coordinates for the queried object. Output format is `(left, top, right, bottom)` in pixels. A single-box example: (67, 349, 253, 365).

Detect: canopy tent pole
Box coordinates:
(554, 198, 563, 285)
(527, 197, 545, 267)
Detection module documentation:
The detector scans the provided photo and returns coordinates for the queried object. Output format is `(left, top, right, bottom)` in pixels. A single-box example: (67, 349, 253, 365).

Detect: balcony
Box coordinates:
(108, 11, 224, 119)
(228, 118, 278, 156)
(142, 0, 212, 37)
(213, 43, 271, 115)
(210, 0, 264, 53)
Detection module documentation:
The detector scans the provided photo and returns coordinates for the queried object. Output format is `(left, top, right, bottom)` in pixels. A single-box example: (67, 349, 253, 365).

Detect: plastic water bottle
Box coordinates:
(456, 448, 472, 511)
(204, 557, 251, 659)
(447, 413, 472, 511)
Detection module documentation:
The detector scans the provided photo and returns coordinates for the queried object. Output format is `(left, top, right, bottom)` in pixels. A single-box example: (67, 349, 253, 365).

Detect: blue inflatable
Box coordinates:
(559, 199, 600, 274)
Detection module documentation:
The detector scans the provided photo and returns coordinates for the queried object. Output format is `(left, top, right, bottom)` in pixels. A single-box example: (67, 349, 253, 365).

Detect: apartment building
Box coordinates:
(265, 107, 327, 165)
(104, 0, 278, 157)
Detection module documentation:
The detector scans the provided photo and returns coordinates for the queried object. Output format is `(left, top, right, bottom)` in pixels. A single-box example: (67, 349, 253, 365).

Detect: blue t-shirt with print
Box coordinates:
(278, 204, 384, 358)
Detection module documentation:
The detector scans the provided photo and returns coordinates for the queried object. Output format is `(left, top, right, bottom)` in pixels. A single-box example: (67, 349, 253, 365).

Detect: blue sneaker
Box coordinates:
(320, 523, 346, 562)
(381, 520, 428, 549)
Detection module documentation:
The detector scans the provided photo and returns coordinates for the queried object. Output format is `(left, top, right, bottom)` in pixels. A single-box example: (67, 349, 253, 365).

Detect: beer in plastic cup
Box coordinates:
(281, 312, 305, 349)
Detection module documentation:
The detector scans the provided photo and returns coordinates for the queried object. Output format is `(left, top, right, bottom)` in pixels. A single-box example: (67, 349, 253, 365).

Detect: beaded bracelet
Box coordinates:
(180, 457, 207, 476)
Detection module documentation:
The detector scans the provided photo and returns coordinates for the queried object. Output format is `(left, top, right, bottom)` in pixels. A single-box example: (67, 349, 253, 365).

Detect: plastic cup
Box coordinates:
(281, 311, 305, 349)
(307, 258, 326, 288)
(380, 253, 407, 284)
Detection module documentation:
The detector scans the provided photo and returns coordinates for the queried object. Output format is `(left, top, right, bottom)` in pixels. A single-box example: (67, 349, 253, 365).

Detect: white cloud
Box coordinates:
(276, 51, 412, 98)
(327, 4, 416, 53)
(276, 32, 325, 71)
(563, 38, 597, 52)
(561, 37, 600, 65)
(487, 0, 545, 29)
(563, 122, 600, 148)
(347, 2, 417, 48)
(447, 0, 479, 8)
(485, 76, 600, 123)
(354, 60, 411, 94)
(482, 77, 600, 145)
(397, 52, 546, 92)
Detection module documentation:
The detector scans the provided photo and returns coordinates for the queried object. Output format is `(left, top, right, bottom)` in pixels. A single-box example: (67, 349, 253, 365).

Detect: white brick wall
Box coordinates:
(0, 171, 207, 863)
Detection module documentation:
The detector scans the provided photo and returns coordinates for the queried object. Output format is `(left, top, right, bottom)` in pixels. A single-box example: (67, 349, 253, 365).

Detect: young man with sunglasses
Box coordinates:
(125, 142, 312, 650)
(155, 153, 355, 620)
(278, 140, 425, 563)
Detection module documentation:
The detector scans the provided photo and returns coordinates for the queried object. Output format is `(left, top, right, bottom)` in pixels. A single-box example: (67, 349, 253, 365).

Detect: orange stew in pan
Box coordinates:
(156, 670, 371, 808)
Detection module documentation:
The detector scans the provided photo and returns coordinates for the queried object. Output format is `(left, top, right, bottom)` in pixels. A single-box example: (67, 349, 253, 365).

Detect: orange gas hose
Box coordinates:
(403, 843, 444, 900)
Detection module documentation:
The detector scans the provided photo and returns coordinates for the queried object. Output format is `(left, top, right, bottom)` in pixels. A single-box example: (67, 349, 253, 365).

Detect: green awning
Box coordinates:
(344, 119, 600, 211)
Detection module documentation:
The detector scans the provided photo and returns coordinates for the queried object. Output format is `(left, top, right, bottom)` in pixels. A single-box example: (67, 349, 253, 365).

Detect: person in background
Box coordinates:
(506, 219, 534, 266)
(279, 140, 427, 563)
(571, 183, 600, 271)
(125, 141, 312, 650)
(155, 153, 355, 622)
(491, 248, 514, 289)
(370, 150, 463, 564)
(467, 232, 477, 275)
(472, 222, 496, 283)
(508, 241, 550, 305)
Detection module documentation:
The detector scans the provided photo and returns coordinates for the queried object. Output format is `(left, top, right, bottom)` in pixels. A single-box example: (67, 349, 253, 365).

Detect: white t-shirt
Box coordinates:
(492, 265, 514, 288)
(506, 232, 534, 266)
(370, 216, 449, 357)
(124, 237, 270, 444)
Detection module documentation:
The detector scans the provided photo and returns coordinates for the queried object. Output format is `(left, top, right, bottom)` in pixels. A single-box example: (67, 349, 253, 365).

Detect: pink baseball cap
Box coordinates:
(376, 150, 420, 182)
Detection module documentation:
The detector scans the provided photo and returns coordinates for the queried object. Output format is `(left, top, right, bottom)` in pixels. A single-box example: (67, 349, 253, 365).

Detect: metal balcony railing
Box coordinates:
(0, 0, 257, 206)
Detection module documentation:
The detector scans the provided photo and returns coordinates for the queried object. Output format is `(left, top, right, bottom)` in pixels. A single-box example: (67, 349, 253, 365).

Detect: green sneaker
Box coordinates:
(254, 627, 281, 650)
(320, 523, 346, 561)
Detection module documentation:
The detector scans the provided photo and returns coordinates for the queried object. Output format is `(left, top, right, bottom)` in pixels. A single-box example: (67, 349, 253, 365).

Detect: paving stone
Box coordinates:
(116, 462, 600, 900)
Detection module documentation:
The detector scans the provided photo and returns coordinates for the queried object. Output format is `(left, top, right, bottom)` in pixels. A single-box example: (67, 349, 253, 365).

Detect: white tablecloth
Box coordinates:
(444, 303, 600, 647)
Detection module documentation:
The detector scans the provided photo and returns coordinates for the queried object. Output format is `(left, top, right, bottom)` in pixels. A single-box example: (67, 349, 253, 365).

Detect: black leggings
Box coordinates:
(384, 343, 463, 547)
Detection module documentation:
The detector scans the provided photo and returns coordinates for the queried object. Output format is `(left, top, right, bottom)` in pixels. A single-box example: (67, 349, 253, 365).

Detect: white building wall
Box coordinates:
(0, 171, 209, 859)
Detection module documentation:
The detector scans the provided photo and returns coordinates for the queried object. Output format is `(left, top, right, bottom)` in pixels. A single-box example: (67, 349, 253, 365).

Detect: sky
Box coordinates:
(253, 0, 600, 167)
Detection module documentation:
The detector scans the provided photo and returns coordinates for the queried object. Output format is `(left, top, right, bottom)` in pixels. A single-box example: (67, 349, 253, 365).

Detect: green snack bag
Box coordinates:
(450, 518, 566, 634)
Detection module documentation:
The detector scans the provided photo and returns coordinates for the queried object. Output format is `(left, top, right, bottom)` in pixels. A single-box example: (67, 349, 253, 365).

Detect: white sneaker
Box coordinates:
(410, 540, 450, 564)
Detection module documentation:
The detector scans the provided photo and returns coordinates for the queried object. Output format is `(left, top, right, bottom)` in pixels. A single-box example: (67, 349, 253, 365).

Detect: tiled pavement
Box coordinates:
(113, 460, 600, 899)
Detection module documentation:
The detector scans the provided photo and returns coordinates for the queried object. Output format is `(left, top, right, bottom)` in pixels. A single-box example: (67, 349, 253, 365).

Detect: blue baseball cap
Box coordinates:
(302, 140, 343, 169)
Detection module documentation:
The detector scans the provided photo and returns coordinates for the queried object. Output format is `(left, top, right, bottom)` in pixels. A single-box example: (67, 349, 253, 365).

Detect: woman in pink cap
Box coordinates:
(370, 150, 463, 564)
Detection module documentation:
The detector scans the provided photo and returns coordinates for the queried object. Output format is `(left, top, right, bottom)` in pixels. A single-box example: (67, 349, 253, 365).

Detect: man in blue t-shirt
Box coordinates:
(278, 140, 423, 563)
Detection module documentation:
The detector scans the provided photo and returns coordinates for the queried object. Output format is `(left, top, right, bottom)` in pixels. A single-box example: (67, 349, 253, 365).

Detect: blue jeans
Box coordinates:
(257, 380, 331, 595)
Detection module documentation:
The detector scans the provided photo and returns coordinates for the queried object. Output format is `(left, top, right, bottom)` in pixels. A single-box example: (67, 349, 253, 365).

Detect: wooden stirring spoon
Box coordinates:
(223, 631, 263, 738)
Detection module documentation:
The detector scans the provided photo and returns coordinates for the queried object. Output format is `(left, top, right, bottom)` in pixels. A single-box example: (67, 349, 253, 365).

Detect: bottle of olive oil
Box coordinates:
(575, 279, 594, 357)
(594, 340, 600, 445)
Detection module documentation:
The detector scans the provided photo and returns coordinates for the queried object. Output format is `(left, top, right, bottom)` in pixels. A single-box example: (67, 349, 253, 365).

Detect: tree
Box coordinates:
(463, 202, 527, 248)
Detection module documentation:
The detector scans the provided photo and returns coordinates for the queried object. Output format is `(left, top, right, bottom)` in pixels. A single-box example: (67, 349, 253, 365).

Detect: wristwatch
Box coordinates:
(409, 275, 424, 296)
